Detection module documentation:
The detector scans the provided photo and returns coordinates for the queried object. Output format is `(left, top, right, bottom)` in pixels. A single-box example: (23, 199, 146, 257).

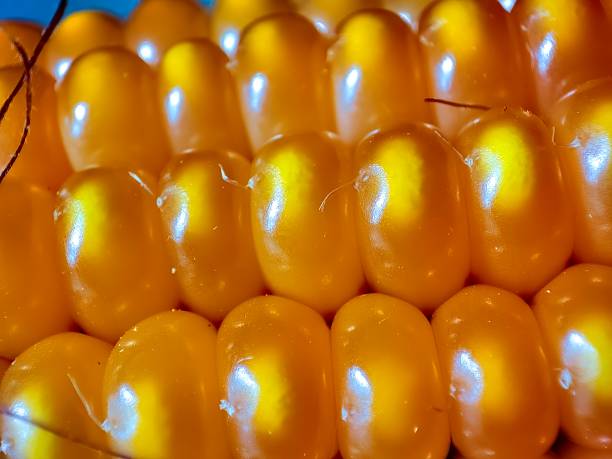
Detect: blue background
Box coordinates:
(1, 0, 214, 25)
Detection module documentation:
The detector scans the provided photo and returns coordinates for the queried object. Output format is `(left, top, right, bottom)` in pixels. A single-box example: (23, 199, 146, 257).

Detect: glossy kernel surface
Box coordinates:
(512, 0, 612, 119)
(103, 311, 230, 459)
(158, 39, 250, 157)
(217, 295, 336, 459)
(0, 180, 72, 359)
(419, 0, 530, 137)
(158, 151, 265, 322)
(354, 124, 469, 312)
(0, 66, 71, 190)
(54, 168, 178, 343)
(57, 47, 171, 175)
(298, 0, 381, 35)
(234, 13, 334, 151)
(332, 294, 450, 459)
(433, 285, 559, 459)
(41, 11, 123, 82)
(0, 21, 41, 67)
(0, 333, 112, 459)
(551, 78, 612, 266)
(329, 9, 429, 146)
(455, 108, 573, 297)
(125, 0, 209, 67)
(383, 0, 433, 30)
(250, 132, 364, 316)
(534, 264, 612, 450)
(211, 0, 295, 57)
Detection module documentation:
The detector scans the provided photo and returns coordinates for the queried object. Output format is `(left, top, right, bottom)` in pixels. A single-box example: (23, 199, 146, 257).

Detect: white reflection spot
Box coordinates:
(165, 87, 184, 124)
(128, 171, 152, 194)
(351, 366, 369, 389)
(483, 173, 500, 208)
(54, 58, 71, 80)
(172, 204, 189, 242)
(226, 364, 260, 455)
(537, 33, 555, 75)
(249, 73, 267, 112)
(221, 28, 239, 56)
(3, 401, 32, 457)
(74, 103, 87, 121)
(71, 102, 88, 137)
(452, 349, 483, 405)
(343, 365, 372, 425)
(265, 190, 284, 233)
(562, 331, 599, 383)
(343, 66, 361, 105)
(437, 54, 455, 92)
(582, 133, 610, 184)
(11, 401, 27, 418)
(219, 399, 235, 417)
(480, 154, 502, 209)
(499, 0, 517, 12)
(67, 206, 84, 267)
(559, 368, 572, 390)
(0, 440, 8, 455)
(137, 40, 157, 64)
(228, 365, 259, 416)
(120, 385, 136, 405)
(314, 19, 329, 34)
(106, 384, 138, 442)
(364, 164, 388, 225)
(398, 12, 412, 25)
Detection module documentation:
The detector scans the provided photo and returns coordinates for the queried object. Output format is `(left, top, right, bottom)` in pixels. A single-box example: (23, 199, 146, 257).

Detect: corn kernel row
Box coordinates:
(0, 0, 610, 371)
(0, 1, 611, 457)
(1, 265, 612, 458)
(5, 78, 612, 348)
(3, 0, 612, 181)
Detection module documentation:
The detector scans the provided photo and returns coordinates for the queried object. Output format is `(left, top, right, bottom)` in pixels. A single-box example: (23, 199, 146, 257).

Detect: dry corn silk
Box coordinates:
(1, 0, 612, 458)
